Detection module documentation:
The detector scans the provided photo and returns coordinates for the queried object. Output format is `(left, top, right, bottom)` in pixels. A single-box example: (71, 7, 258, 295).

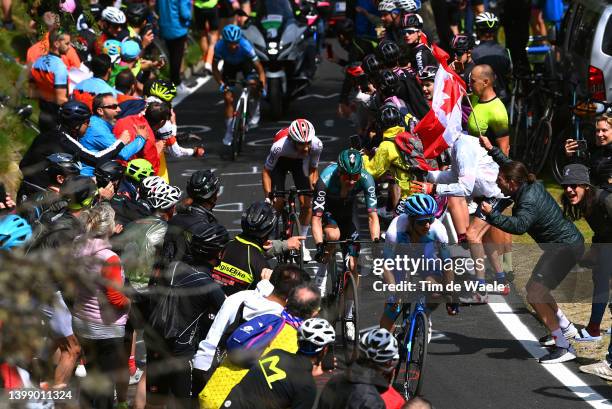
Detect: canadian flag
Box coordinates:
(414, 44, 467, 159)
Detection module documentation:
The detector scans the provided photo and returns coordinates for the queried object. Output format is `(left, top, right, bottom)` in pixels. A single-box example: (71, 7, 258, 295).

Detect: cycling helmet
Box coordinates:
(346, 62, 365, 78)
(103, 39, 122, 62)
(417, 65, 438, 81)
(450, 34, 475, 54)
(298, 318, 336, 355)
(94, 160, 125, 187)
(337, 149, 363, 175)
(125, 158, 154, 182)
(288, 119, 315, 143)
(126, 2, 148, 26)
(377, 40, 400, 66)
(336, 18, 354, 37)
(90, 4, 103, 21)
(147, 79, 177, 102)
(102, 6, 126, 24)
(395, 0, 419, 12)
(144, 182, 181, 210)
(359, 328, 399, 364)
(140, 175, 166, 192)
(45, 153, 81, 178)
(475, 12, 499, 32)
(222, 24, 242, 43)
(120, 40, 141, 61)
(189, 222, 230, 258)
(0, 215, 32, 250)
(378, 104, 403, 128)
(378, 0, 399, 13)
(60, 176, 98, 210)
(241, 201, 277, 239)
(187, 170, 220, 201)
(402, 13, 423, 29)
(378, 69, 400, 93)
(59, 100, 91, 130)
(403, 193, 438, 219)
(362, 54, 382, 77)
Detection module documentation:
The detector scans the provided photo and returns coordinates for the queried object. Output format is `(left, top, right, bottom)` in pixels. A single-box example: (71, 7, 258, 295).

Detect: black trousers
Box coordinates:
(165, 36, 187, 86)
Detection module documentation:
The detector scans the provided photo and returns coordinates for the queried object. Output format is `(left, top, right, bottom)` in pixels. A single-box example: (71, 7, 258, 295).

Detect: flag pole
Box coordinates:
(465, 93, 485, 138)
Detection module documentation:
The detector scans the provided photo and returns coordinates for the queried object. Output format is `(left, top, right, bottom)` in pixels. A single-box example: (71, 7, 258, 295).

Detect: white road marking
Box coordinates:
(173, 76, 211, 106)
(488, 296, 611, 409)
(214, 202, 244, 212)
(296, 93, 340, 101)
(237, 183, 261, 187)
(221, 166, 259, 176)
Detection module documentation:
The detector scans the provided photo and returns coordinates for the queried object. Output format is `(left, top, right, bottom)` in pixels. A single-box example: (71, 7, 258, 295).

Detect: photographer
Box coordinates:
(565, 114, 612, 188)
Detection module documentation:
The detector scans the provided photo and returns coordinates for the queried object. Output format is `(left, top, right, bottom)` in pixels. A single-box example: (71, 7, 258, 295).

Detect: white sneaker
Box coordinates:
(302, 245, 312, 262)
(562, 323, 578, 340)
(345, 321, 355, 342)
(129, 368, 144, 385)
(579, 361, 612, 381)
(539, 346, 576, 364)
(248, 110, 261, 129)
(315, 270, 327, 297)
(75, 363, 87, 378)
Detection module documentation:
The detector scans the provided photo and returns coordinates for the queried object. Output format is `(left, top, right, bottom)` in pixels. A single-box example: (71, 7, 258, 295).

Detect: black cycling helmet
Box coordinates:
(45, 153, 81, 181)
(362, 54, 382, 77)
(59, 100, 92, 130)
(450, 34, 475, 55)
(377, 40, 400, 66)
(90, 3, 103, 21)
(378, 104, 403, 129)
(190, 222, 230, 259)
(402, 13, 423, 30)
(60, 176, 98, 210)
(378, 69, 400, 95)
(241, 201, 277, 239)
(187, 170, 220, 201)
(336, 18, 355, 37)
(126, 2, 148, 26)
(95, 160, 126, 188)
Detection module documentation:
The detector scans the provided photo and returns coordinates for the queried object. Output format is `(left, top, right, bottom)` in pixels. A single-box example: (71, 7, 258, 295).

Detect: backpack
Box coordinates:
(394, 131, 438, 173)
(147, 262, 182, 340)
(225, 313, 286, 368)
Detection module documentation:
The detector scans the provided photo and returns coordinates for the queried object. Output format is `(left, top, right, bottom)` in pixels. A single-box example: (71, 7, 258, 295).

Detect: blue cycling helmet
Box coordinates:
(103, 39, 122, 62)
(121, 40, 141, 61)
(0, 215, 33, 250)
(222, 24, 242, 43)
(403, 193, 437, 219)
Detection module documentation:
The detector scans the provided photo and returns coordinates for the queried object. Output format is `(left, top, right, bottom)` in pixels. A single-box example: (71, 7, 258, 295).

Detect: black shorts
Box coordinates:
(194, 6, 220, 31)
(530, 242, 585, 290)
(322, 208, 360, 257)
(270, 157, 311, 192)
(474, 197, 514, 221)
(222, 61, 257, 84)
(218, 1, 234, 18)
(146, 349, 195, 405)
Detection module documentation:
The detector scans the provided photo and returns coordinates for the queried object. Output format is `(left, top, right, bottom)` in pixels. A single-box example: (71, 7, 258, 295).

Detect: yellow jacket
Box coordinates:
(363, 126, 414, 198)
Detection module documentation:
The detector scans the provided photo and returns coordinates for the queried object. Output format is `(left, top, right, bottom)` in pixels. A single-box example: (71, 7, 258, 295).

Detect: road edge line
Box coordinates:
(488, 296, 611, 408)
(174, 76, 211, 106)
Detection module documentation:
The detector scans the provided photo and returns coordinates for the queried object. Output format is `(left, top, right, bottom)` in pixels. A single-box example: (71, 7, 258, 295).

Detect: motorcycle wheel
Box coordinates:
(268, 78, 283, 120)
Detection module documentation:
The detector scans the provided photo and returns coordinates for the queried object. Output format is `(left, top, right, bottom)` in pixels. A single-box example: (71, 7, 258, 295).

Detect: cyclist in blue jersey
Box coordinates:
(212, 24, 266, 145)
(312, 149, 380, 339)
(380, 194, 458, 331)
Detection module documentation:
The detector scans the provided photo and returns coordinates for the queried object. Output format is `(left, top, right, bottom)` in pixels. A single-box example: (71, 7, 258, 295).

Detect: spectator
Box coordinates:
(125, 1, 155, 50)
(27, 12, 81, 70)
(115, 69, 140, 102)
(79, 93, 147, 177)
(73, 54, 118, 110)
(565, 114, 612, 188)
(156, 0, 192, 88)
(354, 0, 380, 39)
(94, 7, 129, 55)
(193, 0, 220, 76)
(2, 0, 12, 29)
(73, 203, 130, 409)
(30, 30, 71, 132)
(378, 0, 402, 43)
(403, 397, 433, 409)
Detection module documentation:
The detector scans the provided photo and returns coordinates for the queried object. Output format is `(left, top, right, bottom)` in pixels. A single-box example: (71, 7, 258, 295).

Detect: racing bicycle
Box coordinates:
(271, 188, 313, 269)
(228, 80, 251, 161)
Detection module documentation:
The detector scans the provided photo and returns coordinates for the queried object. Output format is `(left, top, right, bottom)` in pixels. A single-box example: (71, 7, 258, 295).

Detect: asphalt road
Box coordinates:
(167, 56, 612, 408)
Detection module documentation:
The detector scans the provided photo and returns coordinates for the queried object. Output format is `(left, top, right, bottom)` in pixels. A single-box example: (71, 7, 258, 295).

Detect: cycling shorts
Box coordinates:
(194, 6, 220, 31)
(322, 212, 360, 257)
(271, 157, 311, 192)
(222, 62, 257, 84)
(40, 291, 74, 339)
(530, 242, 584, 290)
(473, 197, 513, 222)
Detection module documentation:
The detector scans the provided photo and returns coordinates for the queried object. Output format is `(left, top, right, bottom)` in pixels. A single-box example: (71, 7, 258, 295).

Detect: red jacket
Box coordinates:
(113, 114, 160, 173)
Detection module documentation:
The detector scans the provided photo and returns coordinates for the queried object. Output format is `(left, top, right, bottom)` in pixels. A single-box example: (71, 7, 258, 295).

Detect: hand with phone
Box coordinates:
(564, 138, 587, 157)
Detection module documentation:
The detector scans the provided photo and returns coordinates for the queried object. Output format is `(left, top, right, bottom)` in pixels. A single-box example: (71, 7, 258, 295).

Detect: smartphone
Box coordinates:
(576, 139, 588, 152)
(321, 346, 335, 371)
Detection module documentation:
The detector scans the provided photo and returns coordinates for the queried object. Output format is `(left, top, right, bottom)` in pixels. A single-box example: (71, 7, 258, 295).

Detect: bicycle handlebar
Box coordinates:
(272, 189, 314, 197)
(324, 239, 376, 245)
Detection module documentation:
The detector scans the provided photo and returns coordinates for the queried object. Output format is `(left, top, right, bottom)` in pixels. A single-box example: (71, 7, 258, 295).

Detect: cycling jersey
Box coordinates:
(408, 43, 436, 76)
(213, 38, 259, 66)
(26, 33, 81, 69)
(73, 77, 118, 110)
(313, 163, 378, 217)
(471, 40, 511, 99)
(30, 53, 68, 102)
(467, 95, 509, 140)
(265, 130, 323, 173)
(211, 235, 270, 296)
(222, 349, 316, 409)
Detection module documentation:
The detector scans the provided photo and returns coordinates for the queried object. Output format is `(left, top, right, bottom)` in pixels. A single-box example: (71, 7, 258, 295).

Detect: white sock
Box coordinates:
(552, 328, 570, 348)
(345, 300, 355, 318)
(299, 224, 310, 238)
(204, 62, 212, 71)
(315, 263, 327, 294)
(556, 308, 571, 329)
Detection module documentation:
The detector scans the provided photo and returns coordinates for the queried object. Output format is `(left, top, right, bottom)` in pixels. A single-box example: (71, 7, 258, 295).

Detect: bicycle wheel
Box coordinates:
(524, 119, 553, 175)
(231, 104, 244, 161)
(238, 96, 247, 154)
(395, 310, 428, 399)
(339, 273, 359, 365)
(289, 213, 304, 269)
(511, 100, 528, 161)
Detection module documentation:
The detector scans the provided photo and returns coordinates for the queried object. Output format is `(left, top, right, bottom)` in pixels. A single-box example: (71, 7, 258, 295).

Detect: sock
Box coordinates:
(552, 328, 570, 348)
(299, 224, 310, 238)
(502, 252, 513, 272)
(345, 300, 355, 318)
(224, 118, 233, 140)
(495, 271, 506, 285)
(556, 308, 571, 330)
(588, 303, 606, 332)
(315, 263, 327, 293)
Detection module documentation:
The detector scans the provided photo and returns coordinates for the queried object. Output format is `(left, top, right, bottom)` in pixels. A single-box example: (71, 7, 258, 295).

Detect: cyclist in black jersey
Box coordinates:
(401, 13, 436, 76)
(222, 318, 335, 409)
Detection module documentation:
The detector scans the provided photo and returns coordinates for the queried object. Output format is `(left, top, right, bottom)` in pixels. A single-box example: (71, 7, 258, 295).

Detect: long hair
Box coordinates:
(499, 161, 537, 185)
(561, 185, 596, 221)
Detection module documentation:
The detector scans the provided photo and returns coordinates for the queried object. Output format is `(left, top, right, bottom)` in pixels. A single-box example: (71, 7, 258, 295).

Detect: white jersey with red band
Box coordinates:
(265, 129, 323, 173)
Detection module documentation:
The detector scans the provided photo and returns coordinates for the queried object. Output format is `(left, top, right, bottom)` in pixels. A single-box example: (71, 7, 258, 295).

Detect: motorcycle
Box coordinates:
(242, 2, 313, 119)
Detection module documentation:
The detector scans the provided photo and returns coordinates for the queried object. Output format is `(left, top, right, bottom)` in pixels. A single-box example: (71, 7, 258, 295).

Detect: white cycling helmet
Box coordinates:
(378, 0, 398, 12)
(475, 12, 499, 31)
(288, 119, 315, 144)
(298, 318, 336, 354)
(141, 175, 166, 192)
(395, 0, 419, 12)
(359, 328, 399, 364)
(102, 7, 126, 24)
(147, 184, 182, 210)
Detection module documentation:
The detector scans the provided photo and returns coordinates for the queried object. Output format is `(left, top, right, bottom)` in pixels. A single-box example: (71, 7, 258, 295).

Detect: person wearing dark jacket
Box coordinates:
(318, 328, 404, 409)
(479, 135, 584, 365)
(145, 222, 228, 409)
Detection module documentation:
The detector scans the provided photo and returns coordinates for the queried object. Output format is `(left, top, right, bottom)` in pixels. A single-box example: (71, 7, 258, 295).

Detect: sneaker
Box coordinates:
(539, 324, 579, 346)
(302, 245, 312, 262)
(579, 361, 612, 381)
(446, 302, 460, 316)
(75, 363, 87, 378)
(575, 328, 602, 342)
(222, 133, 233, 146)
(129, 367, 144, 385)
(459, 291, 488, 304)
(539, 346, 576, 364)
(345, 321, 355, 342)
(538, 334, 555, 347)
(607, 328, 611, 335)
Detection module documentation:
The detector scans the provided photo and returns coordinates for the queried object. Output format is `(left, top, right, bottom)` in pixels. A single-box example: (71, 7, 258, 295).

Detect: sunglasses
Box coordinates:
(415, 217, 435, 225)
(403, 29, 419, 35)
(341, 173, 361, 182)
(563, 184, 580, 189)
(102, 104, 120, 110)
